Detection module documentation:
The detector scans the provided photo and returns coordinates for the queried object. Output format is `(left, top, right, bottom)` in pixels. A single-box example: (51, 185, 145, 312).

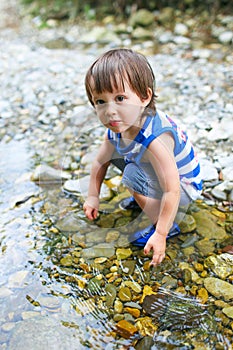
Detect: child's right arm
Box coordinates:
(83, 133, 115, 220)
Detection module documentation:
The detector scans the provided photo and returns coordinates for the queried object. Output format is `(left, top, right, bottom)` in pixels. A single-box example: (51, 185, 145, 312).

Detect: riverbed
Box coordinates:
(0, 4, 233, 349)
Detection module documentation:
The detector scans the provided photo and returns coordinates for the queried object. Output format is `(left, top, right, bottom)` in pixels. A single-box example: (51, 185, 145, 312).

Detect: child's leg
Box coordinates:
(130, 190, 161, 224)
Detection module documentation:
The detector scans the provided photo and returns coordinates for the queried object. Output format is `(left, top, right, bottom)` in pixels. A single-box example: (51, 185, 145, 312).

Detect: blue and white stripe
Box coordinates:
(108, 110, 202, 199)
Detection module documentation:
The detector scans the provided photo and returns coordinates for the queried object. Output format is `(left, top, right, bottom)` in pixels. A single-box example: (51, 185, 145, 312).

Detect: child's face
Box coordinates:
(91, 81, 151, 135)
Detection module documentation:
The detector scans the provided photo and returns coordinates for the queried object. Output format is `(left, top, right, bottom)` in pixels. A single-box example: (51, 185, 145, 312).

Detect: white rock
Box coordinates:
(192, 49, 211, 59)
(200, 159, 218, 181)
(219, 31, 233, 44)
(173, 36, 191, 45)
(31, 164, 71, 183)
(174, 23, 189, 36)
(8, 270, 29, 288)
(63, 176, 112, 200)
(211, 187, 227, 200)
(0, 286, 13, 298)
(216, 154, 233, 168)
(207, 118, 233, 141)
(222, 167, 233, 181)
(159, 31, 173, 43)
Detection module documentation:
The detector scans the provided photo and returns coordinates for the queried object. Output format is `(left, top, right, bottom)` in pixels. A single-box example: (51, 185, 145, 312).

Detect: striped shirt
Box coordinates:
(108, 110, 203, 199)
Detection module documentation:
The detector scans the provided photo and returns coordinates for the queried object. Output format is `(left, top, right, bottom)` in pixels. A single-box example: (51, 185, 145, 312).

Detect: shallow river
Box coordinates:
(0, 14, 233, 349)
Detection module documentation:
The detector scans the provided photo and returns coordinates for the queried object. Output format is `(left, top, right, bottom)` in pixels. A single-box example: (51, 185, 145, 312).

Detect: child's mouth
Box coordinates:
(109, 121, 121, 127)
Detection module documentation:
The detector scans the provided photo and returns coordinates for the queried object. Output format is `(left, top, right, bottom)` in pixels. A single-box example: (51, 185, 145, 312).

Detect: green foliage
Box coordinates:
(21, 0, 231, 21)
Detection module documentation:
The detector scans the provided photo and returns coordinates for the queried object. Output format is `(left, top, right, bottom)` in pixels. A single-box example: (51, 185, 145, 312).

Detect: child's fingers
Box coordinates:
(92, 208, 98, 219)
(150, 253, 165, 266)
(84, 206, 98, 220)
(144, 243, 151, 255)
(144, 242, 165, 265)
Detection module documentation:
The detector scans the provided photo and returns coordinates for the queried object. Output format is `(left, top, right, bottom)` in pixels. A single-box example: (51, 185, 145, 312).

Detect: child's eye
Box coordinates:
(116, 96, 125, 102)
(95, 99, 105, 105)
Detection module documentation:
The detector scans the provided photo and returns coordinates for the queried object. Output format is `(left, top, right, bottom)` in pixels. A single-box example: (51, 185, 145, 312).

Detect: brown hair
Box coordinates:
(85, 48, 156, 112)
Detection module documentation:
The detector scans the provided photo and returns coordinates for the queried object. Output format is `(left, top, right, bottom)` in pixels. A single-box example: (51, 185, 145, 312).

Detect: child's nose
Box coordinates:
(105, 101, 117, 116)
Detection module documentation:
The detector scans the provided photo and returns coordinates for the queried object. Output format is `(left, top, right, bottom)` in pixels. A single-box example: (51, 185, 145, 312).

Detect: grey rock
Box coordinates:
(9, 317, 84, 350)
(204, 277, 233, 301)
(31, 164, 71, 184)
(81, 243, 115, 258)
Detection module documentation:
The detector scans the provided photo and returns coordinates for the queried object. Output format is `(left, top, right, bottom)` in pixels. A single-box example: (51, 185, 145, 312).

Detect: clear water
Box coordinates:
(0, 139, 231, 349)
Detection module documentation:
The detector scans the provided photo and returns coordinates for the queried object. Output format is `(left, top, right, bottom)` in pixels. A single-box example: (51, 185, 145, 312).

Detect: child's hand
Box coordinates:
(83, 196, 99, 220)
(144, 232, 166, 266)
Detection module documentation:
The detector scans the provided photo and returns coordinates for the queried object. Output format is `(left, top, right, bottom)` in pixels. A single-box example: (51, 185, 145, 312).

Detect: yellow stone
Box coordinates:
(211, 208, 226, 219)
(215, 300, 230, 308)
(107, 276, 115, 283)
(114, 299, 123, 313)
(104, 176, 122, 190)
(116, 319, 138, 339)
(197, 287, 209, 304)
(106, 273, 113, 279)
(143, 261, 150, 271)
(94, 257, 108, 264)
(79, 263, 90, 272)
(179, 262, 203, 284)
(175, 286, 186, 295)
(193, 262, 204, 272)
(200, 270, 208, 278)
(140, 285, 157, 303)
(136, 316, 158, 337)
(95, 274, 103, 280)
(116, 248, 133, 260)
(124, 307, 141, 318)
(189, 285, 198, 296)
(118, 287, 131, 302)
(49, 227, 59, 234)
(124, 281, 142, 293)
(77, 279, 86, 290)
(110, 266, 118, 273)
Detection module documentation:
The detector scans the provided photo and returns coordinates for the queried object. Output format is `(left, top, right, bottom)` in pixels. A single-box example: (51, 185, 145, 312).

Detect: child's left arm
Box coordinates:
(144, 133, 181, 265)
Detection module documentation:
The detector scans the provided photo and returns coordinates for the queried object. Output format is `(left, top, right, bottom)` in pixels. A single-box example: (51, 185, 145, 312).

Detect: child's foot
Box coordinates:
(119, 196, 140, 210)
(129, 222, 180, 247)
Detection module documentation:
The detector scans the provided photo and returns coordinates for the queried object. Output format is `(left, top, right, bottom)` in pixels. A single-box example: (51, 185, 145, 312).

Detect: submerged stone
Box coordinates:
(204, 277, 233, 301)
(81, 243, 115, 258)
(87, 277, 103, 294)
(222, 306, 233, 319)
(194, 238, 216, 255)
(118, 287, 132, 302)
(204, 253, 233, 279)
(9, 317, 83, 350)
(192, 210, 227, 240)
(116, 319, 138, 339)
(60, 255, 73, 267)
(124, 281, 142, 293)
(105, 283, 117, 307)
(64, 177, 112, 200)
(197, 287, 209, 304)
(116, 248, 133, 260)
(179, 214, 196, 233)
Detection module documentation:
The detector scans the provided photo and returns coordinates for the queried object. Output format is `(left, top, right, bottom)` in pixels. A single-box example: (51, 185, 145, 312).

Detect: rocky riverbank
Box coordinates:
(0, 2, 233, 349)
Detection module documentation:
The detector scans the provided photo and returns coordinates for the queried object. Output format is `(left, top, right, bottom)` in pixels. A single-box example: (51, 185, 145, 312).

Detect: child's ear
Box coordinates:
(142, 88, 153, 105)
(146, 88, 153, 100)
